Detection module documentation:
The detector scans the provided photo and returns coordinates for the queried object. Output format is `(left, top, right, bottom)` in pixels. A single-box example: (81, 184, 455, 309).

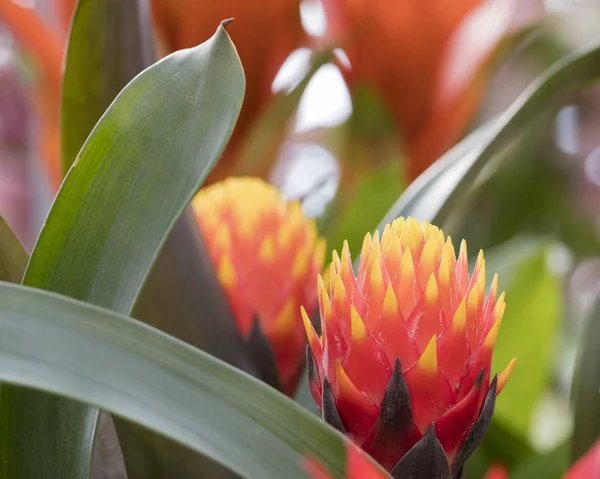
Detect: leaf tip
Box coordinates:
(221, 18, 234, 28)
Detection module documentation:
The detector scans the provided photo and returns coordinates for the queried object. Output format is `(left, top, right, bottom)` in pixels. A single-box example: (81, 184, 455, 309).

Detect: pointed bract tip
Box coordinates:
(497, 358, 516, 395)
(221, 18, 234, 28)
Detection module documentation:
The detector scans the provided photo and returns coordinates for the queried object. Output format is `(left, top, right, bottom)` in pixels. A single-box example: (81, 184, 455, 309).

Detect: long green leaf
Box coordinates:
(126, 210, 252, 479)
(61, 2, 246, 477)
(61, 2, 155, 477)
(0, 281, 347, 479)
(0, 216, 27, 283)
(0, 22, 245, 479)
(379, 43, 600, 227)
(571, 295, 600, 461)
(61, 0, 155, 173)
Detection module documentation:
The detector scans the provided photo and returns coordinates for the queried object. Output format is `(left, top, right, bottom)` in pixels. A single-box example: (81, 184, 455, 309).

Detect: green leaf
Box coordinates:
(511, 442, 568, 479)
(571, 295, 600, 461)
(0, 281, 347, 479)
(0, 216, 28, 283)
(326, 160, 403, 257)
(379, 42, 600, 228)
(492, 246, 560, 437)
(0, 22, 245, 479)
(126, 210, 252, 479)
(61, 0, 155, 173)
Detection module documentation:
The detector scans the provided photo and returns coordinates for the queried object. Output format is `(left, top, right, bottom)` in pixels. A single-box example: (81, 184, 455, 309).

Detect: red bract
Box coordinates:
(302, 217, 515, 477)
(565, 439, 600, 479)
(304, 440, 390, 479)
(193, 177, 325, 395)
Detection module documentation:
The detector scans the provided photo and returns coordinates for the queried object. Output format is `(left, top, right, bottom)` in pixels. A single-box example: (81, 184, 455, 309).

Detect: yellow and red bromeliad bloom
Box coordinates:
(193, 177, 325, 396)
(302, 217, 516, 477)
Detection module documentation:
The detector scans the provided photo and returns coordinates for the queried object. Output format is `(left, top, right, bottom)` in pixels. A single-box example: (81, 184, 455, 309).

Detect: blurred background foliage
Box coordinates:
(3, 0, 600, 477)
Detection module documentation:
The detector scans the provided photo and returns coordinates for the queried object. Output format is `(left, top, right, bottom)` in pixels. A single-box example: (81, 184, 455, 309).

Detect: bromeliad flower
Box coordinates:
(304, 440, 390, 479)
(193, 177, 325, 395)
(302, 217, 515, 477)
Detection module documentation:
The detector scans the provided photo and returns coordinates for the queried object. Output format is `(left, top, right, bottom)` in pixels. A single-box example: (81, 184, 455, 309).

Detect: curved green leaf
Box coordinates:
(0, 216, 27, 283)
(571, 296, 600, 461)
(0, 281, 347, 479)
(379, 42, 600, 227)
(0, 22, 245, 479)
(61, 0, 155, 173)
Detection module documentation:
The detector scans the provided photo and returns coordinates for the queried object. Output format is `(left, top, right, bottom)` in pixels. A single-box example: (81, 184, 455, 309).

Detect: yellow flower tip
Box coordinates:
(494, 292, 506, 321)
(459, 239, 467, 259)
(417, 335, 438, 373)
(332, 249, 341, 271)
(292, 249, 309, 279)
(361, 232, 373, 258)
(288, 200, 304, 223)
(342, 239, 351, 258)
(497, 358, 516, 395)
(438, 253, 450, 286)
(467, 286, 479, 314)
(313, 238, 327, 269)
(351, 306, 366, 341)
(452, 299, 467, 332)
(217, 255, 236, 288)
(399, 247, 415, 280)
(214, 227, 231, 251)
(489, 273, 499, 297)
(425, 273, 438, 305)
(317, 272, 326, 294)
(259, 236, 275, 262)
(369, 259, 385, 291)
(372, 229, 380, 247)
(301, 306, 316, 341)
(334, 273, 347, 308)
(383, 284, 399, 316)
(484, 314, 503, 348)
(274, 298, 296, 335)
(335, 359, 354, 394)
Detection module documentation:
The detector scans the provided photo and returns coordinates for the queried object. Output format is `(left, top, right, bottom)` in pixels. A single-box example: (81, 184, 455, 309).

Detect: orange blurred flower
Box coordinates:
(321, 0, 521, 180)
(303, 217, 515, 474)
(0, 0, 304, 189)
(193, 177, 325, 395)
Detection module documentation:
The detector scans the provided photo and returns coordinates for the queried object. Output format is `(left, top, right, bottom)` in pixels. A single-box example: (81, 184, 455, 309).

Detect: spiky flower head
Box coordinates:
(193, 177, 325, 395)
(302, 217, 515, 477)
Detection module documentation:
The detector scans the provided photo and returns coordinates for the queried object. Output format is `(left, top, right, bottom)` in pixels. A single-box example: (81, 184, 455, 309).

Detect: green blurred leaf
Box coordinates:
(466, 421, 534, 478)
(0, 216, 27, 283)
(571, 295, 600, 461)
(61, 0, 155, 173)
(0, 22, 245, 479)
(379, 42, 600, 227)
(492, 247, 560, 437)
(0, 282, 349, 479)
(326, 160, 403, 257)
(511, 442, 568, 479)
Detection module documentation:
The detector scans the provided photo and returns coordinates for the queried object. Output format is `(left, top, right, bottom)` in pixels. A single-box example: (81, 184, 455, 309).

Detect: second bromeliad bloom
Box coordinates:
(302, 218, 516, 478)
(193, 177, 325, 396)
